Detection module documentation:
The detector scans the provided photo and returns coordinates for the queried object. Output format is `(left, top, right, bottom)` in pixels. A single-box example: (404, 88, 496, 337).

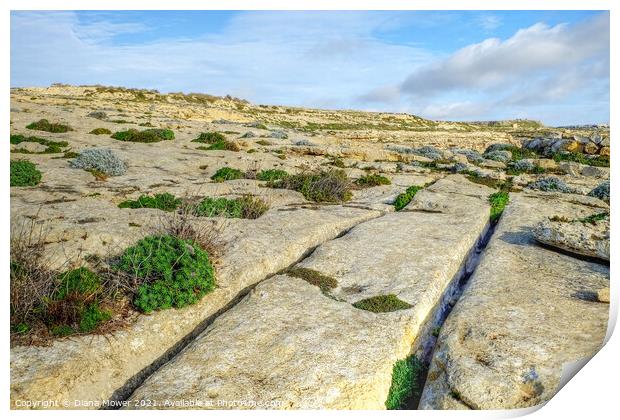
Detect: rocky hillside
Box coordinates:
(10, 85, 609, 410)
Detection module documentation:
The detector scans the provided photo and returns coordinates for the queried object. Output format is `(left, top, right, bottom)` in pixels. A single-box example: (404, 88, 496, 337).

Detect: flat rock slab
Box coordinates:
(127, 175, 494, 409)
(420, 192, 610, 410)
(10, 205, 380, 409)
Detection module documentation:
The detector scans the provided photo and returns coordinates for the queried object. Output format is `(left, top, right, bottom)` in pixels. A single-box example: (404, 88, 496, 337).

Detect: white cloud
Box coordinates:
(358, 12, 609, 124)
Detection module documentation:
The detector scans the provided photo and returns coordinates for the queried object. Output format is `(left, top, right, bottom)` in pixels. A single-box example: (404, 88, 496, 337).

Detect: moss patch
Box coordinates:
(211, 167, 243, 182)
(89, 128, 112, 135)
(356, 173, 391, 187)
(118, 192, 181, 212)
(112, 128, 174, 143)
(287, 267, 337, 292)
(353, 294, 412, 313)
(385, 354, 424, 409)
(10, 159, 42, 187)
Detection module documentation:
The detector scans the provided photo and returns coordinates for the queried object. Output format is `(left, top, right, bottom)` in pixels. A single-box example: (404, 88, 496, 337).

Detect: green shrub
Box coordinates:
(287, 267, 337, 292)
(356, 174, 391, 187)
(78, 304, 111, 333)
(10, 134, 68, 154)
(51, 325, 75, 337)
(578, 212, 609, 224)
(394, 185, 422, 211)
(26, 119, 73, 133)
(112, 128, 174, 143)
(211, 167, 243, 182)
(116, 235, 215, 313)
(118, 192, 181, 212)
(256, 169, 288, 181)
(89, 128, 112, 135)
(553, 152, 609, 167)
(10, 160, 42, 186)
(273, 169, 352, 202)
(197, 139, 240, 151)
(353, 294, 412, 313)
(54, 267, 101, 300)
(489, 191, 509, 222)
(193, 195, 268, 219)
(385, 355, 423, 409)
(192, 132, 226, 144)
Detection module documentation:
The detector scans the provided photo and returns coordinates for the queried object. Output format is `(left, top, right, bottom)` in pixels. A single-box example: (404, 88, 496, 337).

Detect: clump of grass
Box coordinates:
(118, 192, 181, 212)
(553, 151, 609, 168)
(193, 195, 269, 219)
(256, 169, 288, 181)
(111, 128, 174, 143)
(10, 160, 42, 187)
(394, 185, 422, 211)
(192, 132, 226, 144)
(578, 212, 609, 224)
(287, 267, 337, 292)
(356, 174, 391, 187)
(255, 139, 271, 146)
(11, 134, 68, 154)
(26, 119, 73, 133)
(385, 355, 424, 410)
(352, 294, 412, 313)
(89, 128, 112, 135)
(272, 169, 352, 202)
(211, 167, 243, 182)
(197, 139, 240, 151)
(489, 191, 509, 222)
(115, 235, 215, 313)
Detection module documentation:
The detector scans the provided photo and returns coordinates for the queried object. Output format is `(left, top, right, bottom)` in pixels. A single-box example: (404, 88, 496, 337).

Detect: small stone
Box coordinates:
(583, 142, 599, 155)
(533, 159, 557, 171)
(599, 146, 610, 157)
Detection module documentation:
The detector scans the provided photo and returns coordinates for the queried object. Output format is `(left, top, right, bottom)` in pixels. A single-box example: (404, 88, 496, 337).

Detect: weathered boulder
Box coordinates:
(12, 142, 48, 153)
(599, 146, 610, 157)
(533, 217, 610, 261)
(557, 161, 584, 176)
(583, 142, 599, 155)
(420, 192, 609, 410)
(532, 159, 557, 171)
(580, 165, 609, 179)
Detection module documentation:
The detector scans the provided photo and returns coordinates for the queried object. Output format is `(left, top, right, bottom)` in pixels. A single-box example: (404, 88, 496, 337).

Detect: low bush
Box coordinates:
(526, 176, 574, 193)
(192, 132, 226, 144)
(211, 167, 243, 182)
(352, 294, 412, 313)
(10, 160, 42, 186)
(394, 185, 422, 211)
(553, 151, 609, 168)
(26, 119, 73, 133)
(385, 355, 424, 410)
(197, 139, 240, 151)
(287, 267, 337, 292)
(193, 195, 269, 219)
(356, 173, 391, 187)
(69, 148, 127, 176)
(112, 128, 174, 143)
(256, 169, 288, 182)
(118, 192, 181, 212)
(116, 235, 215, 313)
(89, 128, 112, 135)
(578, 212, 609, 224)
(11, 134, 68, 154)
(488, 191, 509, 222)
(272, 169, 352, 202)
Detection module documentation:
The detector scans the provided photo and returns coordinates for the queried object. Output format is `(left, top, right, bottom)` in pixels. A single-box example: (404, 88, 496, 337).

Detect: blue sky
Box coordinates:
(11, 10, 609, 125)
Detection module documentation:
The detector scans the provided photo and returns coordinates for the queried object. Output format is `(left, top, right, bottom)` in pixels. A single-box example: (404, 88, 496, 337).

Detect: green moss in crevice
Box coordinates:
(352, 294, 412, 313)
(385, 354, 423, 410)
(489, 191, 509, 222)
(287, 267, 337, 292)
